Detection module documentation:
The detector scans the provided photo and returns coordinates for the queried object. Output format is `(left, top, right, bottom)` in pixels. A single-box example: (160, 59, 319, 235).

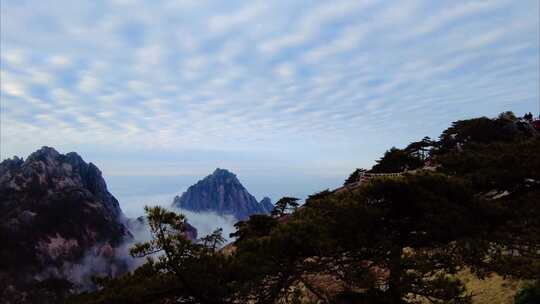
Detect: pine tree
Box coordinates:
(344, 168, 367, 185)
(270, 197, 300, 217)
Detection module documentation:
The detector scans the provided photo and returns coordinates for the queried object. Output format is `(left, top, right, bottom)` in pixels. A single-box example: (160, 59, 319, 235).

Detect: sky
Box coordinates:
(1, 0, 539, 215)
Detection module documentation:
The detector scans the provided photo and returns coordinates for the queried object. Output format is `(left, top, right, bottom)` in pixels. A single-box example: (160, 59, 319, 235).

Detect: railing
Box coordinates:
(333, 172, 403, 193)
(360, 172, 403, 178)
(333, 166, 439, 193)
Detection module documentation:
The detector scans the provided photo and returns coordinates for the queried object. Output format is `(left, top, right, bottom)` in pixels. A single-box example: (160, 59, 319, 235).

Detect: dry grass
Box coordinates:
(219, 244, 525, 304)
(457, 269, 523, 304)
(220, 243, 237, 256)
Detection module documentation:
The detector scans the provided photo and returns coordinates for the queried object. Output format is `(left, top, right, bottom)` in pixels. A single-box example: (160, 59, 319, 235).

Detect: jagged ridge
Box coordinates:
(0, 146, 131, 301)
(172, 168, 273, 220)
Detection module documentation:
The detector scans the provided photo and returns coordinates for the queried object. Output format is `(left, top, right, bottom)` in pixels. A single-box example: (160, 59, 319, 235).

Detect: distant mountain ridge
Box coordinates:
(259, 196, 274, 214)
(172, 168, 273, 220)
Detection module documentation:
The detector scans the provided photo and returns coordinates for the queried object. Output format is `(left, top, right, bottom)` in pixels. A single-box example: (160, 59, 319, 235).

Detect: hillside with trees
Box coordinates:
(69, 112, 540, 304)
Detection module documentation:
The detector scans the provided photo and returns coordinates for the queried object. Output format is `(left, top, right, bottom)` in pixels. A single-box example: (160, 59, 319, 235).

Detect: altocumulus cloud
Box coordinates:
(1, 0, 538, 189)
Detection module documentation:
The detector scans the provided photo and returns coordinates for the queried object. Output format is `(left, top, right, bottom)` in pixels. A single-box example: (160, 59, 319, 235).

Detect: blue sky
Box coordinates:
(1, 0, 539, 212)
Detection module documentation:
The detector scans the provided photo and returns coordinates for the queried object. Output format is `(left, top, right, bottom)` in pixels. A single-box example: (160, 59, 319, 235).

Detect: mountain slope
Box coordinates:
(172, 168, 272, 220)
(259, 197, 274, 213)
(0, 147, 131, 302)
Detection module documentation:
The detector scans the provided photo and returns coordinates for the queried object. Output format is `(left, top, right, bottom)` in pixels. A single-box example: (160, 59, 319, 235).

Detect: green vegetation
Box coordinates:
(344, 168, 366, 185)
(515, 282, 540, 304)
(70, 206, 235, 304)
(70, 112, 540, 304)
(270, 197, 300, 217)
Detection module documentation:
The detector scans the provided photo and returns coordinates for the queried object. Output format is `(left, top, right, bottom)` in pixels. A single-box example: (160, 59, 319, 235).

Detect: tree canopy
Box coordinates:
(70, 111, 540, 304)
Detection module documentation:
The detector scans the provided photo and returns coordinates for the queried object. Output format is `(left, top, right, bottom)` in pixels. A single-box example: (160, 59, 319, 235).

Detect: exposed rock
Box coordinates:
(0, 146, 131, 302)
(172, 168, 271, 220)
(183, 221, 198, 241)
(259, 197, 274, 213)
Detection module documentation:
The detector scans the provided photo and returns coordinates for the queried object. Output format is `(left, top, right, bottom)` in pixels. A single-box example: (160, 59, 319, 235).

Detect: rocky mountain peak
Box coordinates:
(0, 147, 131, 299)
(26, 146, 60, 162)
(212, 167, 234, 175)
(260, 196, 272, 204)
(259, 197, 274, 213)
(1, 146, 122, 219)
(208, 168, 240, 183)
(173, 169, 271, 220)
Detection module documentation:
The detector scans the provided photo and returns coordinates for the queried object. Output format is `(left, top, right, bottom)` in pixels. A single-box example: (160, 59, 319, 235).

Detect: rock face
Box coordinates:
(259, 197, 275, 214)
(0, 147, 131, 302)
(172, 168, 273, 220)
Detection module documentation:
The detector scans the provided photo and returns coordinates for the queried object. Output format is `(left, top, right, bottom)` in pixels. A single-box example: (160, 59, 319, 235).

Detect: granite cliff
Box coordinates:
(172, 168, 273, 220)
(259, 197, 274, 214)
(0, 147, 130, 302)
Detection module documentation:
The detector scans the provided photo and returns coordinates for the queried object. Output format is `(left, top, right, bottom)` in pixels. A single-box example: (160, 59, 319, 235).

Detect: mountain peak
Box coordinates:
(173, 169, 270, 220)
(209, 168, 239, 181)
(259, 197, 274, 213)
(35, 145, 59, 155)
(212, 168, 234, 175)
(0, 147, 130, 297)
(26, 146, 60, 163)
(260, 197, 272, 204)
(1, 146, 123, 219)
(200, 168, 242, 187)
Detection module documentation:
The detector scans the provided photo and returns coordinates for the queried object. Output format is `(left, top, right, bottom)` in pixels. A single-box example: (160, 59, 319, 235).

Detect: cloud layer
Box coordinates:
(1, 0, 539, 198)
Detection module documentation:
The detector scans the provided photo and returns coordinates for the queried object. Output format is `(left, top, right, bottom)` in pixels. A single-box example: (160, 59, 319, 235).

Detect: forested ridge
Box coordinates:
(70, 111, 540, 304)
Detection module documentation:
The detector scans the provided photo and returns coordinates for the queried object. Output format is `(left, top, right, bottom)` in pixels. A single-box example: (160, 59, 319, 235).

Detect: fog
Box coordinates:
(34, 192, 241, 290)
(115, 192, 240, 243)
(173, 208, 238, 243)
(35, 241, 146, 291)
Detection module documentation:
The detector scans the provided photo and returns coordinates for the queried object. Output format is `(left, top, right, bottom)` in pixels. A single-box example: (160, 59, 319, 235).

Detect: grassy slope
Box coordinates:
(458, 269, 523, 304)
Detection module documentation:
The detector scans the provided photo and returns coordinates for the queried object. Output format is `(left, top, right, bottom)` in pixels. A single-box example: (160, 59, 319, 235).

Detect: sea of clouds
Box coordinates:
(35, 193, 239, 291)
